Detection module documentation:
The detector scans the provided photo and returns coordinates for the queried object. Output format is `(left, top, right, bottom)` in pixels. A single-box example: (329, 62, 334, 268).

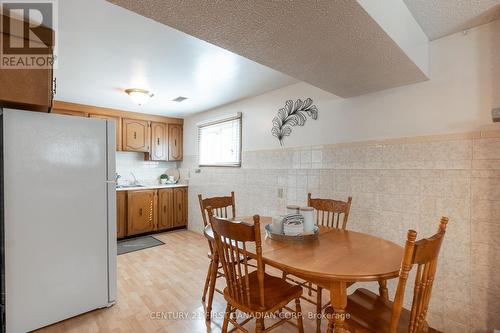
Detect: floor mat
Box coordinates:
(117, 236, 164, 255)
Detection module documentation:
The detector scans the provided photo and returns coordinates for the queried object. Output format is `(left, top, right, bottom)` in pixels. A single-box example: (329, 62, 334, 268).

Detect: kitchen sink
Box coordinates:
(116, 184, 144, 189)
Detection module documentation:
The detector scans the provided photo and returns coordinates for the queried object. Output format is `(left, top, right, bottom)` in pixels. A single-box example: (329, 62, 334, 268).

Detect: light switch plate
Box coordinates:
(493, 108, 500, 122)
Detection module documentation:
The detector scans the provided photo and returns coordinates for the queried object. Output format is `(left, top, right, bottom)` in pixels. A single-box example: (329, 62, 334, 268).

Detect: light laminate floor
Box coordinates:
(35, 230, 329, 333)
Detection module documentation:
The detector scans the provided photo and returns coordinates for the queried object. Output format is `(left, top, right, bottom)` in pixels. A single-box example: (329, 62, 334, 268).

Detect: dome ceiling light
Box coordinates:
(125, 88, 154, 106)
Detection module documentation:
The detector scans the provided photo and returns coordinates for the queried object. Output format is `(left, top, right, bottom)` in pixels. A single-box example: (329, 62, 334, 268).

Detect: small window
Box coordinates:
(198, 113, 242, 167)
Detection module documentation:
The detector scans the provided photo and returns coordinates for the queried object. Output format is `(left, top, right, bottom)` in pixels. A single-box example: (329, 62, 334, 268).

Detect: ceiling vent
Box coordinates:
(172, 96, 187, 102)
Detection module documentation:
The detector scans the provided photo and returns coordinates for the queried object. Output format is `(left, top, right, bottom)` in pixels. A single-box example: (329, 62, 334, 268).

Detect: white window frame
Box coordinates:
(197, 112, 242, 167)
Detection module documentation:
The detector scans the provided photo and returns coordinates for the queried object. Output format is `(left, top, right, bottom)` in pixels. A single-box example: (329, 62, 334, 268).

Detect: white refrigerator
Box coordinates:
(1, 109, 117, 333)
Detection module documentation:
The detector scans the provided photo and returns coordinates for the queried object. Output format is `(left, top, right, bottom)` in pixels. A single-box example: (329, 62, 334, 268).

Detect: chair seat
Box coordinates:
(224, 271, 303, 314)
(325, 288, 428, 333)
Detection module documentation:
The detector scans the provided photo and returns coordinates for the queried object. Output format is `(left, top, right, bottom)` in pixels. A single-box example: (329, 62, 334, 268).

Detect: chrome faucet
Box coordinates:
(130, 172, 138, 185)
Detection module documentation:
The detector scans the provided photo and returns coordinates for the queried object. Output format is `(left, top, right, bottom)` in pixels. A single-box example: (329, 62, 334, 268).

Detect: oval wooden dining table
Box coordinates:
(204, 216, 404, 332)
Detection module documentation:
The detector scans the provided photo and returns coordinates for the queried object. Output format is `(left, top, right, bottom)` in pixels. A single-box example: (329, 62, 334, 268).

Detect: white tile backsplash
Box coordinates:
(115, 152, 178, 186)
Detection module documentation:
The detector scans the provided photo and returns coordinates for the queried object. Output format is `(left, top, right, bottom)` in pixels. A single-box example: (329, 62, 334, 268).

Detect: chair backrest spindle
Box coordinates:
(198, 192, 236, 227)
(208, 210, 265, 309)
(307, 193, 352, 229)
(390, 217, 449, 333)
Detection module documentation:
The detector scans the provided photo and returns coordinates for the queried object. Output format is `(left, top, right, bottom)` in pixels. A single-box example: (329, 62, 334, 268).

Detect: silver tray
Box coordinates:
(264, 224, 319, 243)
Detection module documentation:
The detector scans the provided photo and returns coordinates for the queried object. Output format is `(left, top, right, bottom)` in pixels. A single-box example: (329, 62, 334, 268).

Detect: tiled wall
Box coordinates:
(180, 130, 500, 333)
(116, 152, 178, 186)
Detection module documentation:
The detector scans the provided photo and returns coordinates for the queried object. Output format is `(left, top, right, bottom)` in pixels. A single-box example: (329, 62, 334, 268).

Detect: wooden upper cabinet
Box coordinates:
(116, 191, 127, 238)
(123, 118, 150, 152)
(158, 189, 174, 230)
(49, 102, 183, 155)
(0, 24, 54, 112)
(52, 109, 88, 117)
(173, 187, 188, 227)
(168, 124, 183, 161)
(127, 190, 156, 236)
(150, 122, 168, 161)
(0, 66, 53, 112)
(90, 113, 122, 151)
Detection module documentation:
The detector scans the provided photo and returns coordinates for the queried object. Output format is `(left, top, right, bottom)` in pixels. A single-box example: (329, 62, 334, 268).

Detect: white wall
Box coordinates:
(184, 20, 500, 155)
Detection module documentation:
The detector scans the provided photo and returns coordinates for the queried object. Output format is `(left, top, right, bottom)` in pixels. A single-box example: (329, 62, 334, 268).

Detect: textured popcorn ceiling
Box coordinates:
(404, 0, 500, 40)
(56, 0, 298, 117)
(107, 0, 428, 98)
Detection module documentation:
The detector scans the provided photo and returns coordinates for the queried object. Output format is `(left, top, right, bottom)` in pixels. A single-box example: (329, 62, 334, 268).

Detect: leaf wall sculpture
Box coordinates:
(271, 98, 318, 146)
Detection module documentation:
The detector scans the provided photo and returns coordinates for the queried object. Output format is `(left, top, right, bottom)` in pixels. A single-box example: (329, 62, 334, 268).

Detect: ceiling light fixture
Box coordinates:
(125, 88, 154, 106)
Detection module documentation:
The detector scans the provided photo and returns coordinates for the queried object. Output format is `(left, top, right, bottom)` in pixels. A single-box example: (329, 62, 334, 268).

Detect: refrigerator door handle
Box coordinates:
(105, 120, 117, 305)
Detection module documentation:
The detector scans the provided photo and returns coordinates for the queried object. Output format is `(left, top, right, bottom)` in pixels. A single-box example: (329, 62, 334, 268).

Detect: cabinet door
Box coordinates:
(150, 122, 167, 161)
(123, 118, 150, 152)
(90, 114, 122, 151)
(173, 187, 188, 227)
(127, 190, 156, 236)
(168, 124, 183, 161)
(158, 189, 174, 230)
(116, 191, 127, 238)
(0, 33, 53, 112)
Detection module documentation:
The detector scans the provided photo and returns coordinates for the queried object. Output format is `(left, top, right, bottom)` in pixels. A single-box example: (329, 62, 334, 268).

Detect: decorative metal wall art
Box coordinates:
(271, 98, 318, 146)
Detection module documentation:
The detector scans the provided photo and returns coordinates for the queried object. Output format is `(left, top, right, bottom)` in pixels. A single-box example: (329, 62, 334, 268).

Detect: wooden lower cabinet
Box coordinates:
(119, 187, 188, 238)
(127, 190, 157, 236)
(116, 191, 127, 238)
(173, 187, 188, 227)
(158, 189, 174, 230)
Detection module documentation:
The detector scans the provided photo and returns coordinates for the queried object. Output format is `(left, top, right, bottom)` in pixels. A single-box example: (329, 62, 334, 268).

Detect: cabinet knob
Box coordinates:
(139, 208, 143, 216)
(134, 132, 137, 139)
(157, 138, 160, 145)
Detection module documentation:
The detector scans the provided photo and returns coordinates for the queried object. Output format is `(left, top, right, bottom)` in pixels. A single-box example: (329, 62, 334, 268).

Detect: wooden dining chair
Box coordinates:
(283, 193, 352, 333)
(208, 210, 305, 333)
(325, 217, 449, 333)
(308, 193, 352, 229)
(198, 192, 236, 320)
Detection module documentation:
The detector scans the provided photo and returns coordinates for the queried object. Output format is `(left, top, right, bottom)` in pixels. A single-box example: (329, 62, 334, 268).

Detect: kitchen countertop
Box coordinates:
(116, 184, 188, 192)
